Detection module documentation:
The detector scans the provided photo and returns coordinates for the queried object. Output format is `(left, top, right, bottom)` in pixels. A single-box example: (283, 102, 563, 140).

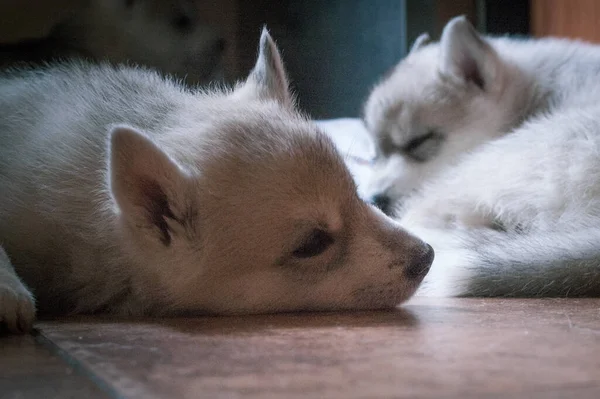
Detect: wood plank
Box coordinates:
(0, 334, 111, 399)
(35, 298, 600, 399)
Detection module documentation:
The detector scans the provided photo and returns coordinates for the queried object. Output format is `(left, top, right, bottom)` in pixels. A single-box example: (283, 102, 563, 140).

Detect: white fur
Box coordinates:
(0, 29, 433, 333)
(315, 118, 377, 199)
(363, 16, 600, 297)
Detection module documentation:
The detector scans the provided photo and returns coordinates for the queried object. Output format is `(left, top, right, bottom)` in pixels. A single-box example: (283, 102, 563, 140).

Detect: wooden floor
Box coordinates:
(2, 298, 600, 399)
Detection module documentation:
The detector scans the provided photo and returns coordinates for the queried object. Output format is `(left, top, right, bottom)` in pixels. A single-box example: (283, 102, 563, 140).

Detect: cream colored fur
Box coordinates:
(0, 29, 433, 334)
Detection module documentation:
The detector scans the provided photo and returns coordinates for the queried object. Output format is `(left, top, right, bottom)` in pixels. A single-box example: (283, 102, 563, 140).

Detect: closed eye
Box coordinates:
(292, 229, 334, 258)
(403, 130, 444, 162)
(404, 132, 435, 153)
(172, 13, 193, 32)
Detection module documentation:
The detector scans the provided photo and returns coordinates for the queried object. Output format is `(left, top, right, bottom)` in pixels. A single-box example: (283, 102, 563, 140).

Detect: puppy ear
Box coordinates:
(438, 16, 499, 90)
(409, 33, 431, 54)
(108, 125, 190, 246)
(234, 27, 293, 107)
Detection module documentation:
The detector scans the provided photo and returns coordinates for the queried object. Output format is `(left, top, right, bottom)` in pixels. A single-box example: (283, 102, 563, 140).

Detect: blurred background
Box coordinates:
(1, 0, 597, 119)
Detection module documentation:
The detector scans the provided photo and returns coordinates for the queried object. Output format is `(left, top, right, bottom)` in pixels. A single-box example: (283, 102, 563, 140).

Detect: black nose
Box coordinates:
(372, 193, 392, 214)
(405, 244, 434, 279)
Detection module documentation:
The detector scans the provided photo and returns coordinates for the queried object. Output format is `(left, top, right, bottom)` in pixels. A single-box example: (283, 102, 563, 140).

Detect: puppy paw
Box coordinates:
(0, 282, 36, 334)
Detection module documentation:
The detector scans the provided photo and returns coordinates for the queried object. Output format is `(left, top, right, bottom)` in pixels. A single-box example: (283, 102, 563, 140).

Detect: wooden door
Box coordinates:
(531, 0, 600, 42)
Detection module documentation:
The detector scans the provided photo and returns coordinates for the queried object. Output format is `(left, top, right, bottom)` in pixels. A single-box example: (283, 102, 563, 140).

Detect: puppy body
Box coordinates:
(364, 17, 600, 297)
(0, 31, 433, 333)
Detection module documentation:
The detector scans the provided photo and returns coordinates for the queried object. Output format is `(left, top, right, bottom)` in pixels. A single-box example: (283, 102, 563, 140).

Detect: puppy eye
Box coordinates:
(403, 130, 444, 162)
(172, 13, 193, 32)
(293, 229, 334, 258)
(404, 131, 435, 152)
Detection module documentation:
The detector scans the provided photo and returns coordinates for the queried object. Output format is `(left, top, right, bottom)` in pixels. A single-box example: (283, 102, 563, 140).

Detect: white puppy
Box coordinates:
(363, 16, 600, 297)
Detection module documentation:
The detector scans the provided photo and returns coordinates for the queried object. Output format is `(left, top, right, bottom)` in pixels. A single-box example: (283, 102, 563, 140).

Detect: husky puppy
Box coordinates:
(363, 16, 600, 297)
(0, 0, 226, 85)
(0, 29, 434, 334)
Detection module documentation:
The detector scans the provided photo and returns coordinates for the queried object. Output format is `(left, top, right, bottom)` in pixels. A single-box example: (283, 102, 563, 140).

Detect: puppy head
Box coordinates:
(363, 16, 528, 215)
(78, 0, 226, 84)
(108, 28, 434, 315)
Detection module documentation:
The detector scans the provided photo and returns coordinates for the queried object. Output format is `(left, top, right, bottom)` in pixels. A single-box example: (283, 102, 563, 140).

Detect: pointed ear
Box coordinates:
(409, 33, 431, 54)
(438, 16, 499, 90)
(235, 27, 293, 107)
(108, 125, 189, 246)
